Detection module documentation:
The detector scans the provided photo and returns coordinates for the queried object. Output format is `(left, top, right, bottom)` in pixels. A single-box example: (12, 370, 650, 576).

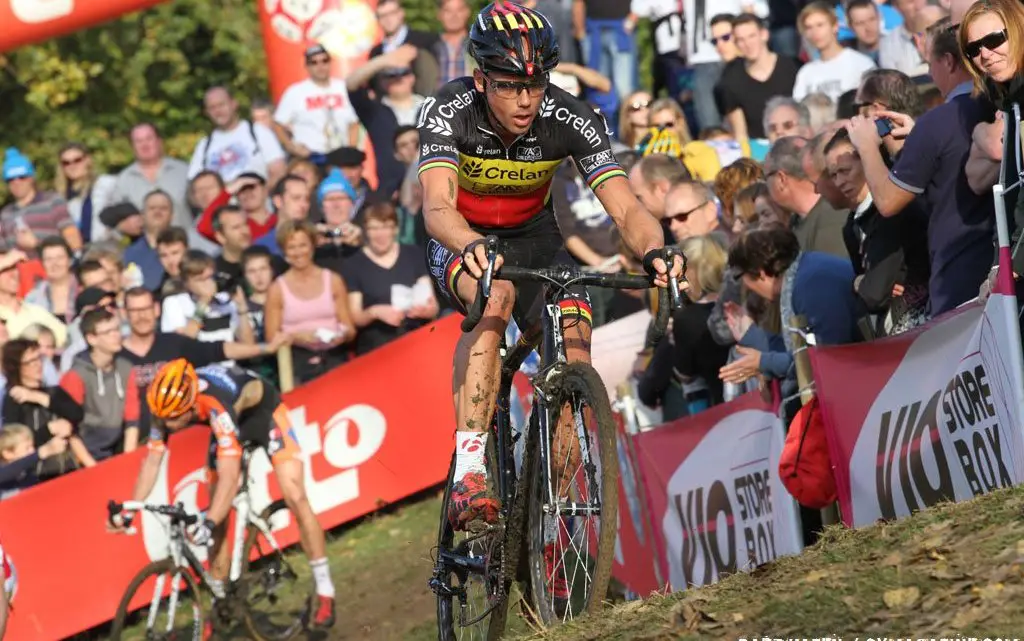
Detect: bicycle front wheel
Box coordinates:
(240, 499, 306, 641)
(526, 362, 619, 625)
(109, 559, 204, 641)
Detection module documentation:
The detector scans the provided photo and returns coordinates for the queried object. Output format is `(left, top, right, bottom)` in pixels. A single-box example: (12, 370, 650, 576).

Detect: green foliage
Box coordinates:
(0, 0, 652, 198)
(0, 0, 266, 192)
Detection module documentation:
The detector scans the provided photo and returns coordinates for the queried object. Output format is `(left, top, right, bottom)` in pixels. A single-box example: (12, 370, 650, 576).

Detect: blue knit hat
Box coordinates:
(2, 148, 34, 181)
(318, 167, 357, 203)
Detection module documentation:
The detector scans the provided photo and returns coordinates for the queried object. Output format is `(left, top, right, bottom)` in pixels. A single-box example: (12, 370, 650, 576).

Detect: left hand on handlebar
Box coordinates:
(641, 248, 686, 289)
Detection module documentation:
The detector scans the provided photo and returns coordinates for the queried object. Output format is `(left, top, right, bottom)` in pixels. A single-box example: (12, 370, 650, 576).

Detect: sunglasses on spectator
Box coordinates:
(653, 120, 676, 129)
(669, 201, 708, 223)
(307, 56, 331, 66)
(964, 30, 1008, 59)
(61, 154, 86, 167)
(710, 34, 732, 45)
(628, 99, 650, 111)
(484, 74, 548, 98)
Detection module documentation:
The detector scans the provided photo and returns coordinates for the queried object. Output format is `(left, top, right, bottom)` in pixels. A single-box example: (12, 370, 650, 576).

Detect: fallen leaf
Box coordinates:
(974, 583, 1005, 600)
(921, 536, 946, 550)
(731, 612, 744, 622)
(929, 560, 963, 580)
(883, 586, 920, 609)
(804, 569, 830, 583)
(842, 596, 857, 609)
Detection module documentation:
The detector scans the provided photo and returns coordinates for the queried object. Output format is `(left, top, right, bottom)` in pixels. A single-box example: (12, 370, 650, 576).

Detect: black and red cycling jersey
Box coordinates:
(416, 77, 627, 228)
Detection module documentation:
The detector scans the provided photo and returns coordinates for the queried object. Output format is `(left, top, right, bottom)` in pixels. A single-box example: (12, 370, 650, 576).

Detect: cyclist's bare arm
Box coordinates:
(421, 167, 500, 278)
(207, 456, 242, 525)
(592, 175, 665, 260)
(132, 448, 165, 501)
(422, 168, 481, 255)
(0, 576, 8, 638)
(591, 176, 681, 284)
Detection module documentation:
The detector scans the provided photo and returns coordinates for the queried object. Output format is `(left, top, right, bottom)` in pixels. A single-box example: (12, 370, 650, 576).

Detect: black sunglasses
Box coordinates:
(964, 30, 1008, 59)
(710, 33, 732, 45)
(669, 201, 709, 223)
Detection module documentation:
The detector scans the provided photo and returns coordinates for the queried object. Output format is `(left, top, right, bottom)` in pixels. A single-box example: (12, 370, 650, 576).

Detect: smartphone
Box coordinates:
(875, 118, 894, 137)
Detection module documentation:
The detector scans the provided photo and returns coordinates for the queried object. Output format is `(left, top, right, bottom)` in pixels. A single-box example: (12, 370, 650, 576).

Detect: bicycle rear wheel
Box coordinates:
(240, 499, 306, 641)
(434, 440, 509, 641)
(526, 362, 619, 625)
(109, 559, 204, 641)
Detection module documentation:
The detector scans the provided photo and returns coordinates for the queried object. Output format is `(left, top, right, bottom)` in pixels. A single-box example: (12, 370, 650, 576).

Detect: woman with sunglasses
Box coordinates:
(617, 91, 654, 148)
(959, 0, 1024, 302)
(54, 143, 117, 244)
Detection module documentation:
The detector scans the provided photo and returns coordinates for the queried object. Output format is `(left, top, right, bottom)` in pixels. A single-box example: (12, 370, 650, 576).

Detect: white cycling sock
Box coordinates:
(452, 431, 488, 483)
(309, 558, 335, 598)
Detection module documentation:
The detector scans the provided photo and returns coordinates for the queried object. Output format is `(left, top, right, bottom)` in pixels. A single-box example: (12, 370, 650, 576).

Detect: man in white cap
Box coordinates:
(273, 44, 361, 158)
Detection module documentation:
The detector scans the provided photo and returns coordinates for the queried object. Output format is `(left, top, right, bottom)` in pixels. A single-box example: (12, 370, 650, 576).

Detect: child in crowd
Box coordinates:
(241, 246, 279, 385)
(0, 424, 68, 497)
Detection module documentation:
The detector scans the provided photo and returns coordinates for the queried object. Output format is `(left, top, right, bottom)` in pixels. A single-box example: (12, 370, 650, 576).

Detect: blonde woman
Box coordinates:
(647, 98, 693, 144)
(672, 235, 732, 410)
(55, 143, 117, 243)
(618, 90, 653, 148)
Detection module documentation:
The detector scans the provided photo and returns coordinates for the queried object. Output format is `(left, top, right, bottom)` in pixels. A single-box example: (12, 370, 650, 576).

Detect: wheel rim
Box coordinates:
(533, 393, 605, 623)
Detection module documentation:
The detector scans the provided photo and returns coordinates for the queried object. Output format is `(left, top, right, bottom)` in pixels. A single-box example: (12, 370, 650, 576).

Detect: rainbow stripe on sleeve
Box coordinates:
(586, 165, 627, 190)
(418, 157, 459, 175)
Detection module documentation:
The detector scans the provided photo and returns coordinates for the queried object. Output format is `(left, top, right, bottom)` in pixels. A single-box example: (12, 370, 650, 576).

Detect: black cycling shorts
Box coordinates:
(426, 209, 592, 331)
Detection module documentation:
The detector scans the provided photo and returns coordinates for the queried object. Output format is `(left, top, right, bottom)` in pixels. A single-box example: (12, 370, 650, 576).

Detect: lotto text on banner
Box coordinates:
(0, 315, 463, 641)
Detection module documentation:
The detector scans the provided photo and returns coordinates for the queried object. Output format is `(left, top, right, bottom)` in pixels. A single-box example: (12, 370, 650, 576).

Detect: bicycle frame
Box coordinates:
(131, 448, 286, 607)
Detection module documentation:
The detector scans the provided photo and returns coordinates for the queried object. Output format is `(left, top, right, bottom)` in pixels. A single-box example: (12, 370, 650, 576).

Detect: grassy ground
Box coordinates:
(512, 485, 1024, 640)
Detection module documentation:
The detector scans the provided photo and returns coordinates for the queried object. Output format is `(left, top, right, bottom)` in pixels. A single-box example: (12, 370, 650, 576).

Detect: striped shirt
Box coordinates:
(0, 191, 74, 252)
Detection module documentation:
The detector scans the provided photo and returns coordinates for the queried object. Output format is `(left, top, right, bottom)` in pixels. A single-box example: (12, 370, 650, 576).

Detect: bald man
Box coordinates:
(663, 181, 726, 243)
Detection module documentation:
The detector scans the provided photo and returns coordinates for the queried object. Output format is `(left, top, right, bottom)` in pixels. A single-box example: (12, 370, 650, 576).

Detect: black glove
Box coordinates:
(641, 248, 665, 278)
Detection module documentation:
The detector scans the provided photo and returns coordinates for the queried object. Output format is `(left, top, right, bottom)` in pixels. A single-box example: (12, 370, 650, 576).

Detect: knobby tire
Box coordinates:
(526, 362, 619, 624)
(109, 558, 204, 641)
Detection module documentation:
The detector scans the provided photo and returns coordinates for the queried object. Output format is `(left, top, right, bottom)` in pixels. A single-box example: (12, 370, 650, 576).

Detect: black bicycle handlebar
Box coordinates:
(107, 499, 199, 527)
(460, 236, 688, 346)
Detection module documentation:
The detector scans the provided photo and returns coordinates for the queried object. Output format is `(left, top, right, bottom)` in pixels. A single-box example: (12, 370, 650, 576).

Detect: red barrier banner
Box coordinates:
(810, 293, 1024, 528)
(0, 316, 463, 641)
(632, 392, 802, 591)
(610, 413, 661, 596)
(0, 0, 168, 52)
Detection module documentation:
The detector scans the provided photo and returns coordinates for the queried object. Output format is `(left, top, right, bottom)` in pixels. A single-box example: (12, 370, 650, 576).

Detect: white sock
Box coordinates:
(453, 431, 488, 483)
(309, 558, 335, 598)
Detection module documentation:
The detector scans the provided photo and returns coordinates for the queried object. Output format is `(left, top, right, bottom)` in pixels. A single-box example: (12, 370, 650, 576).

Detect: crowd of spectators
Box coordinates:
(0, 0, 1017, 528)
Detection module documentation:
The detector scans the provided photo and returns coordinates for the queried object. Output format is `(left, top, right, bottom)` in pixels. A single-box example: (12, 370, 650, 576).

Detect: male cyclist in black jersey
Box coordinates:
(417, 1, 682, 531)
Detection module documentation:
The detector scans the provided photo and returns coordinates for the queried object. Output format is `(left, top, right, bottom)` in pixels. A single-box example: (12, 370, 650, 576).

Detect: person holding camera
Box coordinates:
(846, 17, 995, 318)
(313, 168, 363, 274)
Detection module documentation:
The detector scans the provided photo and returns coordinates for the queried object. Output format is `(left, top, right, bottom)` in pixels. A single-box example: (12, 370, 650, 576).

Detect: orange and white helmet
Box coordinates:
(147, 358, 199, 420)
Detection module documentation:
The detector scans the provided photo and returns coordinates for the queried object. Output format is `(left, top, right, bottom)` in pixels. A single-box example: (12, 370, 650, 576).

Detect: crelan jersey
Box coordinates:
(416, 77, 626, 228)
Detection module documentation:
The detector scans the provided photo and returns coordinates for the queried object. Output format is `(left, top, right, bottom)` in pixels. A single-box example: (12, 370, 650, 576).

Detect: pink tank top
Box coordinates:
(279, 268, 338, 336)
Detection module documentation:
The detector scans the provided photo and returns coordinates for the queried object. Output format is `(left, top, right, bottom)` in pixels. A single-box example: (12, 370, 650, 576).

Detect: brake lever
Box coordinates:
(663, 247, 684, 310)
(481, 237, 498, 299)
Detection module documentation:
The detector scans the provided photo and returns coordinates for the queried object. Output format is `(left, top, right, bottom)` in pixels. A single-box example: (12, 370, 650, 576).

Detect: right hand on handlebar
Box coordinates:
(641, 248, 686, 289)
(462, 237, 504, 280)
